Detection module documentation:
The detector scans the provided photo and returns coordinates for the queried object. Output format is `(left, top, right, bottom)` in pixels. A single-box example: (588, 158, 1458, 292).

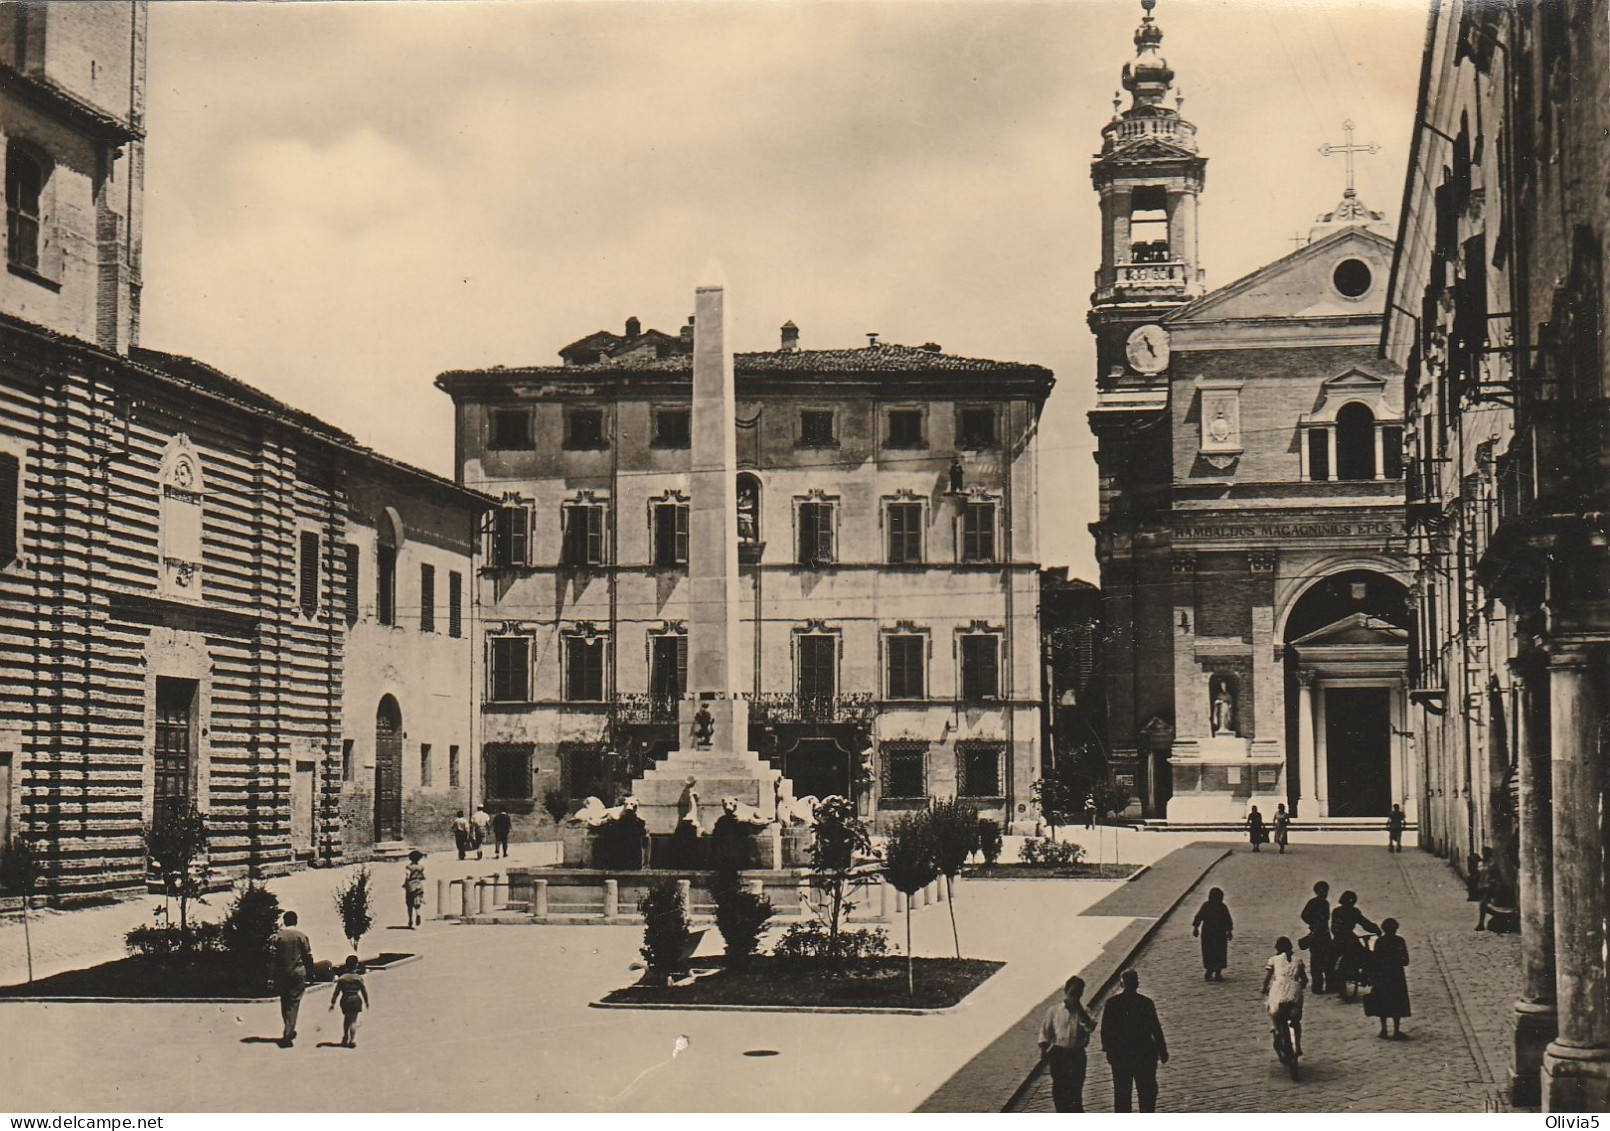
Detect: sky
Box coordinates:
(138, 0, 1428, 579)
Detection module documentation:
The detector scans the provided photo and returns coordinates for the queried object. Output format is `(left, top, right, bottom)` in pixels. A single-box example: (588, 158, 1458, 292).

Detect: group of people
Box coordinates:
(450, 805, 512, 860)
(265, 910, 371, 1050)
(1297, 880, 1412, 1039)
(1038, 969, 1169, 1113)
(1245, 803, 1411, 854)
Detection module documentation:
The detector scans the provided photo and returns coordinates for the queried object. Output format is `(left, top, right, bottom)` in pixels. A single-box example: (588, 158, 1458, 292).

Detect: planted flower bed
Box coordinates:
(600, 955, 1001, 1010)
(0, 950, 414, 1000)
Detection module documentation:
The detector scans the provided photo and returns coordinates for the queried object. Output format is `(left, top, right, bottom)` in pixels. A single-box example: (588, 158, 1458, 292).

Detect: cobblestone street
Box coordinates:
(1012, 842, 1522, 1113)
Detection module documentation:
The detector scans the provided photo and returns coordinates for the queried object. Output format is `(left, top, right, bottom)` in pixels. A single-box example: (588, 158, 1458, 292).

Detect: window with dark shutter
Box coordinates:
(484, 744, 534, 800)
(419, 563, 435, 632)
(565, 636, 606, 701)
(956, 740, 1003, 798)
(886, 410, 925, 449)
(565, 409, 606, 450)
(654, 502, 689, 567)
(653, 409, 691, 449)
(6, 143, 43, 272)
(343, 542, 359, 624)
(959, 407, 997, 449)
(489, 637, 529, 702)
(886, 634, 925, 699)
(0, 451, 19, 565)
(298, 531, 320, 616)
(448, 571, 463, 638)
(377, 545, 396, 625)
(797, 634, 836, 701)
(489, 409, 534, 451)
(562, 505, 605, 567)
(887, 502, 922, 564)
(797, 502, 834, 565)
(962, 502, 996, 562)
(799, 410, 836, 448)
(960, 633, 1000, 701)
(493, 504, 530, 569)
(650, 634, 687, 714)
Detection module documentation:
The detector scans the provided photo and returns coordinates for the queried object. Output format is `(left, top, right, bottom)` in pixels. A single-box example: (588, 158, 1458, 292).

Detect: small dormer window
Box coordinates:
(6, 142, 50, 280)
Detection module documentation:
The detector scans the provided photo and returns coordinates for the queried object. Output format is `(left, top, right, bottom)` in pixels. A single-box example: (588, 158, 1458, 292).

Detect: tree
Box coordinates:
(710, 872, 773, 970)
(881, 812, 938, 997)
(333, 866, 376, 953)
(928, 799, 979, 959)
(807, 795, 872, 957)
(638, 879, 692, 986)
(144, 804, 210, 946)
(1031, 775, 1072, 838)
(0, 836, 41, 982)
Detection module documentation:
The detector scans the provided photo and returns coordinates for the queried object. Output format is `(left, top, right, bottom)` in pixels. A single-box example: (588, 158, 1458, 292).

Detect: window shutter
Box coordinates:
(798, 505, 815, 563)
(511, 505, 529, 566)
(981, 635, 999, 698)
(675, 504, 689, 564)
(654, 503, 676, 566)
(0, 452, 18, 564)
(343, 542, 359, 624)
(420, 563, 435, 632)
(587, 638, 605, 700)
(448, 571, 462, 638)
(586, 506, 605, 565)
(299, 531, 319, 616)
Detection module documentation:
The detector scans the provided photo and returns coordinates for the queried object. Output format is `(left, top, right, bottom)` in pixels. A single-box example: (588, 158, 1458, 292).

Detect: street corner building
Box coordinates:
(1382, 0, 1610, 1112)
(434, 317, 1054, 836)
(1083, 0, 1413, 823)
(0, 1, 494, 898)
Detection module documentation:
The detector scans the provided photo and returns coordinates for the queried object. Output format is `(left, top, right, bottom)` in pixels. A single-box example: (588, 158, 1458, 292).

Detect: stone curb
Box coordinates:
(915, 843, 1231, 1113)
(587, 999, 952, 1017)
(0, 952, 423, 1004)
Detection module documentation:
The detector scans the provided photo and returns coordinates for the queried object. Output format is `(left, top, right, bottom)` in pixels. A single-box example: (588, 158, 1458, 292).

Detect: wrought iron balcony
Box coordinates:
(610, 693, 680, 725)
(750, 692, 878, 726)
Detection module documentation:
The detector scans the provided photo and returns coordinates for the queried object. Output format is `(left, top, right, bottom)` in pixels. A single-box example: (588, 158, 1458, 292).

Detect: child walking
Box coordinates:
(403, 849, 426, 928)
(329, 955, 370, 1048)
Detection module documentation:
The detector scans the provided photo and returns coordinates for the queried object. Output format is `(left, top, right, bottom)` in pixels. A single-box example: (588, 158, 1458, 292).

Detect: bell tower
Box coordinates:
(1088, 0, 1207, 381)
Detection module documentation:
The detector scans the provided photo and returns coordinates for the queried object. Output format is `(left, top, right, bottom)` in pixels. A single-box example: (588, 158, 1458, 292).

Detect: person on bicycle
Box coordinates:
(1262, 936, 1308, 1060)
(1330, 890, 1382, 996)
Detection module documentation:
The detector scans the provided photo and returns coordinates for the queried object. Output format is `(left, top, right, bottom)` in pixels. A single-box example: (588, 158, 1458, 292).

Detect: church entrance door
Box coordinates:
(1324, 687, 1390, 816)
(375, 696, 404, 842)
(781, 737, 851, 802)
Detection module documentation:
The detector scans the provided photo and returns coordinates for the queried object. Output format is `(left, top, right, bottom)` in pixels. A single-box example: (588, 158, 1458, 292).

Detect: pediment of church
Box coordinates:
(1105, 137, 1200, 163)
(1290, 612, 1409, 649)
(1164, 226, 1395, 325)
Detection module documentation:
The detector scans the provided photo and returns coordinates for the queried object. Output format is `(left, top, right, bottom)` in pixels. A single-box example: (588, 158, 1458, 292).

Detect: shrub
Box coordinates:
(771, 920, 889, 965)
(543, 789, 570, 824)
(333, 866, 375, 951)
(126, 920, 226, 958)
(638, 879, 692, 984)
(0, 835, 42, 982)
(977, 820, 1003, 865)
(1017, 838, 1087, 867)
(144, 804, 210, 942)
(221, 883, 281, 966)
(711, 874, 773, 968)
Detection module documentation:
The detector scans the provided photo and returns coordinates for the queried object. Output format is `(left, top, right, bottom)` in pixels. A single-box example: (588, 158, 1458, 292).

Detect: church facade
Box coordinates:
(1087, 2, 1411, 821)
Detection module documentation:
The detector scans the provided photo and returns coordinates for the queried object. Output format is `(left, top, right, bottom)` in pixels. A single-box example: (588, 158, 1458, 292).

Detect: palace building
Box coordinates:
(435, 318, 1053, 833)
(0, 2, 490, 896)
(1086, 1, 1412, 821)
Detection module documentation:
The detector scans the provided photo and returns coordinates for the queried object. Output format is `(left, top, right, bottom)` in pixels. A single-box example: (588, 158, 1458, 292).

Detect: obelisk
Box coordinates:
(631, 275, 781, 858)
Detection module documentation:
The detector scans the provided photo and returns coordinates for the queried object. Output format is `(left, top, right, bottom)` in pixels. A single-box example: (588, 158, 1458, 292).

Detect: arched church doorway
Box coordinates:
(375, 695, 404, 842)
(1283, 570, 1409, 818)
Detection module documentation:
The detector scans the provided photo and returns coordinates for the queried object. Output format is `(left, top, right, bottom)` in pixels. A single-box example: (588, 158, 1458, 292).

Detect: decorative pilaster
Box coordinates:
(1510, 640, 1555, 1106)
(1541, 640, 1610, 1112)
(1297, 669, 1319, 817)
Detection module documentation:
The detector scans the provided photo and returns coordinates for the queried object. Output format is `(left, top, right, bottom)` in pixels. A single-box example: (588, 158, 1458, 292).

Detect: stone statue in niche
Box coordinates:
(736, 477, 759, 544)
(1210, 673, 1238, 738)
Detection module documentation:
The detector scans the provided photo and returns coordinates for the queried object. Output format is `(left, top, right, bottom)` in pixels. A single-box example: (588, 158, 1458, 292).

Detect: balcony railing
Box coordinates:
(1101, 114, 1198, 152)
(610, 693, 680, 725)
(750, 692, 878, 726)
(1115, 261, 1187, 289)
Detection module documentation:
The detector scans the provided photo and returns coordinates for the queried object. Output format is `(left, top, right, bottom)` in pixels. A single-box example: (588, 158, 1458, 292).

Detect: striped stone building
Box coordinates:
(0, 1, 490, 897)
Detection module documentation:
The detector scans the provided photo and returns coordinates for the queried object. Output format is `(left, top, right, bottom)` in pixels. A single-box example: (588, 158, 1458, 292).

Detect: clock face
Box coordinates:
(1125, 324, 1171, 374)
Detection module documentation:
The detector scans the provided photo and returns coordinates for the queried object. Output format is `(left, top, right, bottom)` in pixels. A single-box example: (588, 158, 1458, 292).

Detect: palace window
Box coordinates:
(886, 409, 925, 449)
(1299, 372, 1405, 483)
(420, 743, 433, 788)
(448, 571, 463, 638)
(484, 743, 533, 802)
(799, 409, 837, 449)
(959, 632, 1001, 702)
(961, 500, 998, 562)
(0, 449, 19, 566)
(956, 740, 1004, 799)
(564, 408, 606, 450)
(298, 531, 320, 616)
(797, 499, 836, 565)
(341, 739, 355, 783)
(882, 741, 929, 800)
(653, 409, 691, 449)
(153, 678, 198, 818)
(650, 633, 688, 708)
(563, 633, 607, 701)
(796, 632, 837, 702)
(489, 409, 534, 451)
(1335, 403, 1376, 480)
(886, 501, 923, 564)
(343, 542, 360, 624)
(885, 633, 926, 700)
(653, 499, 690, 567)
(419, 563, 435, 633)
(448, 744, 461, 789)
(488, 636, 530, 703)
(377, 543, 397, 625)
(492, 502, 532, 569)
(561, 501, 607, 567)
(5, 142, 45, 275)
(958, 406, 998, 450)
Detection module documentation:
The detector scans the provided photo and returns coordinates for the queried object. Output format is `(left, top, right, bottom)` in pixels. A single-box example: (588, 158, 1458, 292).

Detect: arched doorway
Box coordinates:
(1283, 570, 1410, 818)
(375, 695, 404, 842)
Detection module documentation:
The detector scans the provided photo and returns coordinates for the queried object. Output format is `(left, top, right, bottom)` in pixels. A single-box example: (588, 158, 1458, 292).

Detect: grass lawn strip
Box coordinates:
(599, 956, 1002, 1011)
(0, 950, 415, 1000)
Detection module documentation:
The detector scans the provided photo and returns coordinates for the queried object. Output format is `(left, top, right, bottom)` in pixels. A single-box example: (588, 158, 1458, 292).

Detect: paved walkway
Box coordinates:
(1006, 843, 1522, 1113)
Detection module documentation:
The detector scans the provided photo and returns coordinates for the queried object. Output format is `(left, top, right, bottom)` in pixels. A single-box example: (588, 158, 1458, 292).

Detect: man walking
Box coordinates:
(1100, 969, 1168, 1112)
(1038, 975, 1096, 1112)
(1299, 881, 1333, 994)
(1387, 803, 1407, 853)
(267, 910, 316, 1048)
(471, 805, 492, 861)
(1084, 796, 1098, 830)
(450, 810, 471, 860)
(492, 808, 512, 859)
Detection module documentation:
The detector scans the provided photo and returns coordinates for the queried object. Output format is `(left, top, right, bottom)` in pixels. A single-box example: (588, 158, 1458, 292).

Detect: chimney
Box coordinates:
(866, 332, 880, 348)
(679, 315, 695, 347)
(920, 341, 942, 354)
(780, 320, 799, 352)
(625, 316, 641, 339)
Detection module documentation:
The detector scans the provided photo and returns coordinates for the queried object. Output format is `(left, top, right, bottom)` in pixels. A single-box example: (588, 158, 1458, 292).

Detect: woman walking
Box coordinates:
(1272, 804, 1291, 854)
(1365, 918, 1411, 1039)
(402, 849, 426, 929)
(1246, 806, 1267, 852)
(1192, 887, 1234, 981)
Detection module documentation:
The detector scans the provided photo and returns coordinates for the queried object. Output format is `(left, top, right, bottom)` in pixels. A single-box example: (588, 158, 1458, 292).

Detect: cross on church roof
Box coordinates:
(1318, 119, 1381, 196)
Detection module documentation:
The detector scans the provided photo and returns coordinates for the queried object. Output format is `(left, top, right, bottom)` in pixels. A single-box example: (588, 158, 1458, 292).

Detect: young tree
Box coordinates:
(881, 811, 938, 997)
(333, 866, 376, 953)
(638, 879, 692, 986)
(144, 804, 210, 946)
(0, 836, 41, 982)
(808, 795, 872, 957)
(928, 799, 979, 959)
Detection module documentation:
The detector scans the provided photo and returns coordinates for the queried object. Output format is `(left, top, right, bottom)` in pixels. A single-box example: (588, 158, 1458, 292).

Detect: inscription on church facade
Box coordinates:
(1177, 519, 1400, 541)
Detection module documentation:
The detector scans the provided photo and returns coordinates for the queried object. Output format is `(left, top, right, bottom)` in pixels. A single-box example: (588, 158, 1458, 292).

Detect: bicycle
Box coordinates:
(1336, 934, 1375, 1004)
(1270, 1004, 1301, 1082)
